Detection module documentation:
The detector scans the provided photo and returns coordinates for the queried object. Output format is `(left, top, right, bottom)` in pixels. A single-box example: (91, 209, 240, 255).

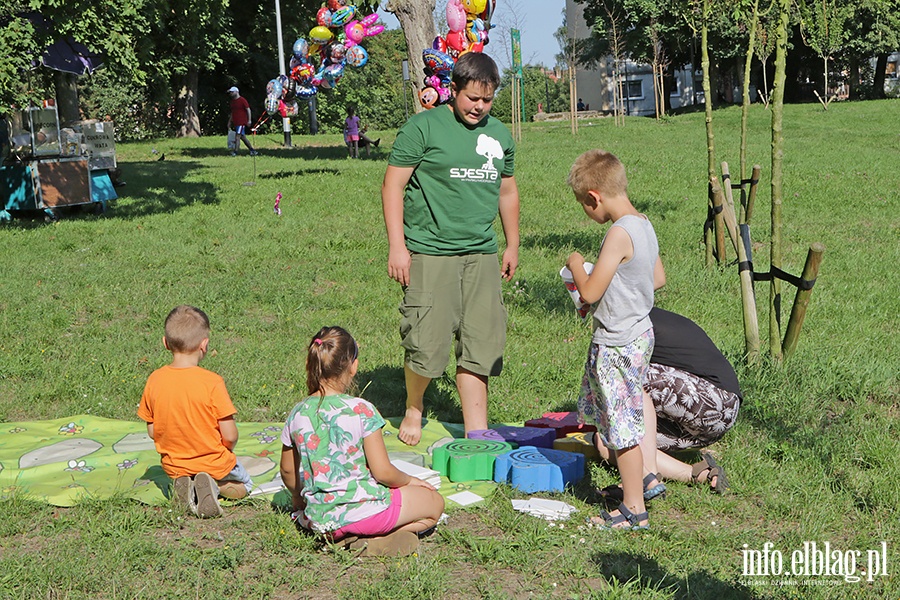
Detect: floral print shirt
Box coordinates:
(280, 394, 391, 533)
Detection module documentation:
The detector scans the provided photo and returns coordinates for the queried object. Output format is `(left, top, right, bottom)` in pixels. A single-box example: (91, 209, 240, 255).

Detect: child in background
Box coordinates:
(565, 150, 666, 530)
(280, 326, 444, 555)
(138, 305, 253, 518)
(344, 106, 361, 158)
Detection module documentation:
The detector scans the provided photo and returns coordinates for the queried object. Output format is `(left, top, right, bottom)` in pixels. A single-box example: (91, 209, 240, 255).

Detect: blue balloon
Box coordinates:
(346, 45, 368, 68)
(266, 78, 283, 98)
(292, 38, 309, 59)
(295, 84, 318, 98)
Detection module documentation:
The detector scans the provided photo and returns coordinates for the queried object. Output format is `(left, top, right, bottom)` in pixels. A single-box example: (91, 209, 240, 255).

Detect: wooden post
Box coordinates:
(721, 161, 738, 232)
(713, 176, 760, 361)
(710, 176, 727, 264)
(712, 175, 737, 253)
(744, 164, 761, 224)
(782, 243, 825, 360)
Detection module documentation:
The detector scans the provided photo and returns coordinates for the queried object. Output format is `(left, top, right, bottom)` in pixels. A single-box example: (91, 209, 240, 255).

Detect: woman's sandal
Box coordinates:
(589, 502, 650, 531)
(691, 452, 730, 494)
(599, 473, 667, 502)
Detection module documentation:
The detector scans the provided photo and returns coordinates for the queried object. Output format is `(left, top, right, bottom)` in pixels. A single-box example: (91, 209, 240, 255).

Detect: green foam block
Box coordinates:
(431, 439, 514, 482)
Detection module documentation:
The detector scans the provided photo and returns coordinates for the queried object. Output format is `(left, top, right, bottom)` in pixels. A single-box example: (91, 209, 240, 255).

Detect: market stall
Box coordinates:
(1, 105, 117, 221)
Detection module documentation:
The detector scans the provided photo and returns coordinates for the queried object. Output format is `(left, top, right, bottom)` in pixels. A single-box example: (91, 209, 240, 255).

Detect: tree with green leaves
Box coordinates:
(799, 0, 851, 108)
(1, 0, 147, 118)
(491, 65, 570, 122)
(840, 0, 900, 99)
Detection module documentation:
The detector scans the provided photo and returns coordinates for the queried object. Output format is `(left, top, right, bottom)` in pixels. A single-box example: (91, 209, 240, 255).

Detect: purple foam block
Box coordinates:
(467, 426, 557, 449)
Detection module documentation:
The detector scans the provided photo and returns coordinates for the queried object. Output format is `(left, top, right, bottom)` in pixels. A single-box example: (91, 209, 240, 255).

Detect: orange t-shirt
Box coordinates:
(138, 365, 237, 479)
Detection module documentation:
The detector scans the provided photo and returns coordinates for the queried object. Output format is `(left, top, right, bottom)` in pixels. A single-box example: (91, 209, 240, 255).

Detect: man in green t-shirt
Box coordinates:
(381, 52, 520, 446)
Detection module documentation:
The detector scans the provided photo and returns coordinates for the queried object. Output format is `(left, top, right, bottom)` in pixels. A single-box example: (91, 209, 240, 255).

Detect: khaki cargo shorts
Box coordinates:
(399, 253, 507, 378)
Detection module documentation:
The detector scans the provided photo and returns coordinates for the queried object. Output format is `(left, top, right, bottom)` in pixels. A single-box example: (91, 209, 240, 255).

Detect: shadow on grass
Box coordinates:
(110, 159, 219, 219)
(591, 551, 761, 600)
(259, 167, 343, 180)
(359, 365, 461, 423)
(178, 144, 381, 162)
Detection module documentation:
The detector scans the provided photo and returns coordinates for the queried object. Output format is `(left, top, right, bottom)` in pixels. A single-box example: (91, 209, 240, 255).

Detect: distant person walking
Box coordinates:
(227, 86, 258, 156)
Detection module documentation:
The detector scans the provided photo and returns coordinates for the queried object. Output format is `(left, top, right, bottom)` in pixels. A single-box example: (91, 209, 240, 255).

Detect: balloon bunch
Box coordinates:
(264, 0, 384, 118)
(418, 0, 496, 109)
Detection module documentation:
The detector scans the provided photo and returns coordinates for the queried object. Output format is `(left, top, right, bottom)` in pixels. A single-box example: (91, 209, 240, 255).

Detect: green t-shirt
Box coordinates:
(389, 105, 516, 256)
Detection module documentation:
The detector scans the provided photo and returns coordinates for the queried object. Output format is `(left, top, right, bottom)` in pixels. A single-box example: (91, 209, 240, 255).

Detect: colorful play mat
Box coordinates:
(0, 415, 500, 507)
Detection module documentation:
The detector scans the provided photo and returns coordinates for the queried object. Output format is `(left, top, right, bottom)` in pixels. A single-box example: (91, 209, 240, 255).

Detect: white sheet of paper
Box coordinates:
(447, 490, 484, 506)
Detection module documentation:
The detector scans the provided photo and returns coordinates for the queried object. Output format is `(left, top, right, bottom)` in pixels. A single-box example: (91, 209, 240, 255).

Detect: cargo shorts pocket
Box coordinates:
(399, 290, 433, 352)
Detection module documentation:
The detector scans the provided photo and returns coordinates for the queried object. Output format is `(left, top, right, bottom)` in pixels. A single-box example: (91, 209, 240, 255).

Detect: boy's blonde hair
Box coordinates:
(164, 305, 210, 353)
(567, 149, 628, 200)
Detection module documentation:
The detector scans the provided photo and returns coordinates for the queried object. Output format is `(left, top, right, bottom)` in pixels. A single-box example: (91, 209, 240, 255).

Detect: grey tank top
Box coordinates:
(591, 214, 659, 346)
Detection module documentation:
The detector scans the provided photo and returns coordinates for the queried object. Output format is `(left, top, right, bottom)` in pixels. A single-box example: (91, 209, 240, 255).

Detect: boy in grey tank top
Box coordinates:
(565, 150, 666, 530)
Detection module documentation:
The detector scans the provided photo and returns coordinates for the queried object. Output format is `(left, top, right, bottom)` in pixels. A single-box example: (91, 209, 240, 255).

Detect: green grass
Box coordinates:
(1, 100, 898, 599)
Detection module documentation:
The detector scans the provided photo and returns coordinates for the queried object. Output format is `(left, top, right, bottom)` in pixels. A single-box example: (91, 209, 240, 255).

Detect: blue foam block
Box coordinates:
(493, 446, 585, 493)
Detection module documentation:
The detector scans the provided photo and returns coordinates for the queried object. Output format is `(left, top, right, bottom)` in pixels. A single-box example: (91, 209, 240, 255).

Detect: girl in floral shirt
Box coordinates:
(280, 326, 444, 549)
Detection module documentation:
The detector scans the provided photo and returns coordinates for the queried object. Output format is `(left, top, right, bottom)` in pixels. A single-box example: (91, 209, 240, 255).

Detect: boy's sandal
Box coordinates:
(599, 473, 667, 502)
(589, 503, 649, 531)
(691, 452, 730, 494)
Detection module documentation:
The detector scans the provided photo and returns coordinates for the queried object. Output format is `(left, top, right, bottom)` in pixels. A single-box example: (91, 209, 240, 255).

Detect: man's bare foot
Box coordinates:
(398, 407, 423, 446)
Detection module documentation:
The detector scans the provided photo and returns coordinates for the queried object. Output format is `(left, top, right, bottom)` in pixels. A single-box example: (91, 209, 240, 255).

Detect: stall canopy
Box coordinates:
(41, 37, 104, 75)
(22, 12, 104, 75)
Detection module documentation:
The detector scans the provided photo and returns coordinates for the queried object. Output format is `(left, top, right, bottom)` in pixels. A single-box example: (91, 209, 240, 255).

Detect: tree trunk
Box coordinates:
(848, 56, 859, 100)
(873, 53, 888, 99)
(740, 0, 760, 185)
(385, 0, 437, 114)
(769, 0, 790, 361)
(702, 0, 717, 266)
(54, 71, 80, 126)
(176, 67, 201, 138)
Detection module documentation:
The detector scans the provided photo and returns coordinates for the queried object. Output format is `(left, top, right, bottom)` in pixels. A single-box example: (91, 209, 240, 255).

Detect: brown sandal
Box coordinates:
(691, 452, 729, 494)
(340, 530, 420, 557)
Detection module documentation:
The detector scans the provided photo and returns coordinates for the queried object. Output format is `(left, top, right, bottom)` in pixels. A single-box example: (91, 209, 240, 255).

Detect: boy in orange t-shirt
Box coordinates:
(138, 305, 253, 517)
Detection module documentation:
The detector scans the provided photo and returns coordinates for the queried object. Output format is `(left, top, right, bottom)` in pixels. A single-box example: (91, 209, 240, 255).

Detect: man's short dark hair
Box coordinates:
(451, 52, 501, 92)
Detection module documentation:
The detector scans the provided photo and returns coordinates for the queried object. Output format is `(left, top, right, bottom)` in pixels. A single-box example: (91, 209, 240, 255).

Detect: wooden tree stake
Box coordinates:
(712, 176, 760, 361)
(782, 243, 825, 360)
(744, 164, 761, 224)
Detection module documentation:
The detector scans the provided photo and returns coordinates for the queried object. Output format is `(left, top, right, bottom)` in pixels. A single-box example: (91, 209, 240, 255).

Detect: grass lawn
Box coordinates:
(0, 99, 898, 599)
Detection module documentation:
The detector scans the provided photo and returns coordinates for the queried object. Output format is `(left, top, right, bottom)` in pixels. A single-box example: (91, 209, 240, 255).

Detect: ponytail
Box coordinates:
(305, 326, 359, 396)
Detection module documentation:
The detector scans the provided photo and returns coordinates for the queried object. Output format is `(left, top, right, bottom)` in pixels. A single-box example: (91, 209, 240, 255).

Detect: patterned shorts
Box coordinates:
(578, 328, 655, 450)
(645, 363, 741, 451)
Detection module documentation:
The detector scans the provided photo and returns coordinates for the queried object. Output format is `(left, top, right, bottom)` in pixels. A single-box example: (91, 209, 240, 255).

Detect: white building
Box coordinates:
(565, 0, 701, 116)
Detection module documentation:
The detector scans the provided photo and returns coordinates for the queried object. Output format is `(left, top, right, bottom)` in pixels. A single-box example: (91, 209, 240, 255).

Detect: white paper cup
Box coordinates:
(559, 262, 594, 320)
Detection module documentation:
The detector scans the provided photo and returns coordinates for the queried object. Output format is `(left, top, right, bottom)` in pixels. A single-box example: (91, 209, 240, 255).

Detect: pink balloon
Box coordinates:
(446, 0, 467, 32)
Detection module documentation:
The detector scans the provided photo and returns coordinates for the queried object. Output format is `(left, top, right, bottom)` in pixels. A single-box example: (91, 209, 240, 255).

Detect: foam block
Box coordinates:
(524, 412, 596, 438)
(494, 446, 585, 493)
(553, 431, 600, 460)
(466, 426, 556, 448)
(431, 439, 513, 482)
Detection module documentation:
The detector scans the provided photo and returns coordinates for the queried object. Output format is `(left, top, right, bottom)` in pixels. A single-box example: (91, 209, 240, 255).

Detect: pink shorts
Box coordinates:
(330, 488, 401, 541)
(346, 134, 359, 142)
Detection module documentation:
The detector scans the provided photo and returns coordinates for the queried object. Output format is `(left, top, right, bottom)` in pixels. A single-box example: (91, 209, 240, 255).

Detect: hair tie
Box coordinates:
(313, 338, 323, 345)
